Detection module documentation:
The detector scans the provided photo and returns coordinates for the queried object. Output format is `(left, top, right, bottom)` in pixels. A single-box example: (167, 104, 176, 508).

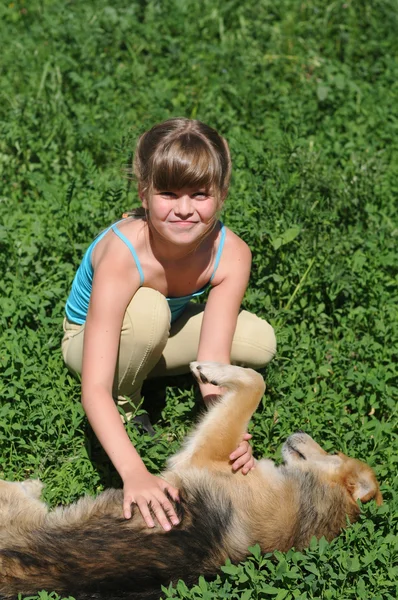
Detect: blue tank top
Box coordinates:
(65, 221, 226, 324)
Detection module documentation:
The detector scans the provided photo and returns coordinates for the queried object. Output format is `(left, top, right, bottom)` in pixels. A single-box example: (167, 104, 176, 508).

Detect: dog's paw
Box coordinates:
(190, 361, 220, 386)
(190, 361, 253, 388)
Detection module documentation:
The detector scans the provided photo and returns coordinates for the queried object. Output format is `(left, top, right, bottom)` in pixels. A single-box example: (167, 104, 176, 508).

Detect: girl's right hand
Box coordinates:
(123, 470, 180, 531)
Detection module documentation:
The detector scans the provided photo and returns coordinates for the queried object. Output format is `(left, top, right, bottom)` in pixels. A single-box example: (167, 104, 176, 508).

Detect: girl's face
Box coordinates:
(141, 187, 219, 246)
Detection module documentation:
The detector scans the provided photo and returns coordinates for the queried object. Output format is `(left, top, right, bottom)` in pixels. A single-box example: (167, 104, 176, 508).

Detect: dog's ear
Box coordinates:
(339, 455, 383, 506)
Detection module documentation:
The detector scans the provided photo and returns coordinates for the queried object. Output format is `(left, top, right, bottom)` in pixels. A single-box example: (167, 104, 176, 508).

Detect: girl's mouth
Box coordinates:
(169, 221, 198, 226)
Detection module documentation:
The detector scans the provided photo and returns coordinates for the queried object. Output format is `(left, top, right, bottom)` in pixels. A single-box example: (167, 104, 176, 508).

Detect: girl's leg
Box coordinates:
(62, 288, 171, 410)
(148, 303, 276, 379)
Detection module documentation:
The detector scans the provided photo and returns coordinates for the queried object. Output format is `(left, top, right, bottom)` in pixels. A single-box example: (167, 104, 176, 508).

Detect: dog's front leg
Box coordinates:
(169, 362, 265, 471)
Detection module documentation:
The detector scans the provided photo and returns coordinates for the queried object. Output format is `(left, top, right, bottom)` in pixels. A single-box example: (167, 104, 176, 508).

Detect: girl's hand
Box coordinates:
(229, 433, 255, 475)
(123, 470, 180, 531)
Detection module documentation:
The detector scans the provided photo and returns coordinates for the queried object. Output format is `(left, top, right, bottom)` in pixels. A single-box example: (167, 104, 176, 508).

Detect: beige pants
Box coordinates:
(62, 288, 276, 406)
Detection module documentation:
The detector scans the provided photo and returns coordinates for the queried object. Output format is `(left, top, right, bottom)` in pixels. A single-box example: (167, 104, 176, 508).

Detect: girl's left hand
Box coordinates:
(229, 433, 255, 474)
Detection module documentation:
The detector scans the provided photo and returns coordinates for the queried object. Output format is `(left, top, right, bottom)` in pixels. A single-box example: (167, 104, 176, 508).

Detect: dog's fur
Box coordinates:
(0, 362, 382, 600)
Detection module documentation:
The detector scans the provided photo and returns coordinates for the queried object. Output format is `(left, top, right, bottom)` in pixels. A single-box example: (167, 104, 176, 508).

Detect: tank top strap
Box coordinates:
(111, 224, 145, 286)
(209, 222, 226, 282)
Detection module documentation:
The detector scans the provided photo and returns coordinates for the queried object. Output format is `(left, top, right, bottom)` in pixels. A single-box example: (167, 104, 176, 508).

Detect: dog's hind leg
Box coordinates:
(0, 480, 48, 548)
(19, 479, 45, 500)
(168, 362, 265, 470)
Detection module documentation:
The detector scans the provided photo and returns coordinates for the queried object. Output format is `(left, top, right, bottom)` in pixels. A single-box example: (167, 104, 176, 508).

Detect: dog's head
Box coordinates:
(282, 432, 383, 507)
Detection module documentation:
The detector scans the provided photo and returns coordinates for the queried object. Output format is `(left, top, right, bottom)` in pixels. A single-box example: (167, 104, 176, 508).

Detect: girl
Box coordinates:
(62, 118, 276, 531)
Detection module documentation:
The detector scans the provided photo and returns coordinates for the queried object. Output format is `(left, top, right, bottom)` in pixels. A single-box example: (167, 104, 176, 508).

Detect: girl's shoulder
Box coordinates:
(221, 225, 252, 260)
(211, 224, 251, 286)
(91, 217, 147, 272)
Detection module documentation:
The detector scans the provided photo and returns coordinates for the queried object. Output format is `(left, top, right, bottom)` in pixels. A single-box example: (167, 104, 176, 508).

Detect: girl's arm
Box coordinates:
(197, 229, 252, 365)
(81, 247, 179, 529)
(197, 230, 255, 473)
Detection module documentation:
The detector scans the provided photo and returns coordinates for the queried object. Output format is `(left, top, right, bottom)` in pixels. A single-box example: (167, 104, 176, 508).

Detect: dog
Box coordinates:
(0, 362, 382, 600)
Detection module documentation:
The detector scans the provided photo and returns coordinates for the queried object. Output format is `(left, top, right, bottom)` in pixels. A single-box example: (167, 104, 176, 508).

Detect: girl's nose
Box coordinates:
(175, 194, 193, 217)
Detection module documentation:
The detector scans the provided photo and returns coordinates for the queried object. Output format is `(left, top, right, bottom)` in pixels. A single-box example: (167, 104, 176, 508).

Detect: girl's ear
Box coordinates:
(138, 185, 148, 209)
(218, 190, 228, 209)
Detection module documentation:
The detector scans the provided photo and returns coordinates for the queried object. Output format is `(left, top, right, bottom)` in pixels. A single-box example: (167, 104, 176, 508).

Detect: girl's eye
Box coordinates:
(157, 190, 209, 199)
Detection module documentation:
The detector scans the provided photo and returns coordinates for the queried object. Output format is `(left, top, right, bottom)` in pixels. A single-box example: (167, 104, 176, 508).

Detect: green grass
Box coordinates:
(1, 0, 397, 598)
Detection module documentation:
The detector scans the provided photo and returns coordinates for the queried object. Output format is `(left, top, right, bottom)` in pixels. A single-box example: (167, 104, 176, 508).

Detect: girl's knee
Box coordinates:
(123, 288, 171, 345)
(61, 319, 85, 376)
(256, 319, 277, 366)
(117, 288, 171, 397)
(232, 311, 276, 369)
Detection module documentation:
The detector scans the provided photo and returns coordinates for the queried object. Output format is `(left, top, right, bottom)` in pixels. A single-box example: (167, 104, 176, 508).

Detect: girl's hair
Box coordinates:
(133, 118, 231, 210)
